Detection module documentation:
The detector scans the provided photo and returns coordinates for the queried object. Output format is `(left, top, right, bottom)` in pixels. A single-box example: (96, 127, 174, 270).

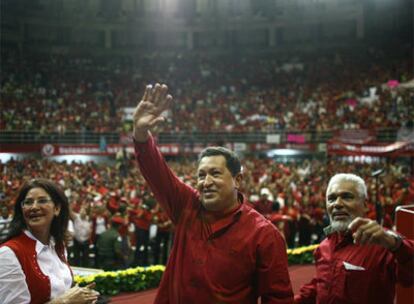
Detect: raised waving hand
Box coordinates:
(133, 83, 173, 142)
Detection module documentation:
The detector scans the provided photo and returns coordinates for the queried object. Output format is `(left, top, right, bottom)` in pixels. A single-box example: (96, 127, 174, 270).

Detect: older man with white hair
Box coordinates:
(295, 173, 414, 304)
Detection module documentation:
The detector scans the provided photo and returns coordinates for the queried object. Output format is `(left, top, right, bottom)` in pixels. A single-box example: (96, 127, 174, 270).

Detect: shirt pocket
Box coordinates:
(343, 268, 372, 303)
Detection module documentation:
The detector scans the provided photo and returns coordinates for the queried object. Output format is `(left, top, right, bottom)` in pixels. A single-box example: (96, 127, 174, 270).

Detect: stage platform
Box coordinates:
(110, 264, 315, 304)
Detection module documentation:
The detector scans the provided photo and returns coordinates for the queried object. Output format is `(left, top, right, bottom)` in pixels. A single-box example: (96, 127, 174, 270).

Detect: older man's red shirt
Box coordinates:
(295, 229, 414, 304)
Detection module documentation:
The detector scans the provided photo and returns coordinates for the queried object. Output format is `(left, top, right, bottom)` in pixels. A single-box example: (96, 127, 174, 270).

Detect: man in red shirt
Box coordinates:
(253, 188, 274, 218)
(295, 173, 414, 304)
(130, 197, 153, 266)
(132, 84, 293, 303)
(152, 204, 173, 265)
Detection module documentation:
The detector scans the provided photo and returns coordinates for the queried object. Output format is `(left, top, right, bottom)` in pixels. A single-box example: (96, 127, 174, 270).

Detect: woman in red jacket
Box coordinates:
(0, 178, 98, 304)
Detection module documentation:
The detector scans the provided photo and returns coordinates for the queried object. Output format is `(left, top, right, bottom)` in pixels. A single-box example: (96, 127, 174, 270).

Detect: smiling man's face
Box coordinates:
(197, 155, 240, 212)
(326, 180, 368, 232)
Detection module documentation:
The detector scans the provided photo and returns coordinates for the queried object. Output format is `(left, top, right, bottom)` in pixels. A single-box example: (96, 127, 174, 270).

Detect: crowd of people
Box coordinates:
(1, 47, 413, 135)
(0, 44, 413, 302)
(1, 153, 413, 269)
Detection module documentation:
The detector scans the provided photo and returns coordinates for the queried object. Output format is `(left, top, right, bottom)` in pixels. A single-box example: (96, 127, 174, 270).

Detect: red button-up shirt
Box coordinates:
(135, 136, 293, 304)
(295, 228, 414, 304)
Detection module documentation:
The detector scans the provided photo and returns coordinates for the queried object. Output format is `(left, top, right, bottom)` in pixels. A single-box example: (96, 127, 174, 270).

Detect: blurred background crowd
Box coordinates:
(1, 48, 413, 134)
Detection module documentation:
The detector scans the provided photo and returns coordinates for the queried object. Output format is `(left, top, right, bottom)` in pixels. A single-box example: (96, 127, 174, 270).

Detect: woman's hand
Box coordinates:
(49, 283, 99, 304)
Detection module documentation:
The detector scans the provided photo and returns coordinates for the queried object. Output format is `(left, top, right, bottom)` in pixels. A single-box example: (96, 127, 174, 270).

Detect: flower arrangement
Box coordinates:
(75, 244, 318, 296)
(75, 265, 165, 296)
(287, 244, 318, 265)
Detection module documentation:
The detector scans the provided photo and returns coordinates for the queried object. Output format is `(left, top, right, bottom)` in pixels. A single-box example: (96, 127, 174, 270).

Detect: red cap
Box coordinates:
(111, 216, 124, 224)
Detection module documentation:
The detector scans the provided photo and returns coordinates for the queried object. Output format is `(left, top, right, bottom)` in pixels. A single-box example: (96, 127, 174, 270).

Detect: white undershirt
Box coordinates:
(95, 216, 106, 235)
(0, 230, 73, 304)
(74, 214, 92, 242)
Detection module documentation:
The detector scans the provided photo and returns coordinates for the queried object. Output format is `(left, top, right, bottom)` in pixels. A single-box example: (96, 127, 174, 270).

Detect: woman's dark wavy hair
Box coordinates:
(2, 178, 70, 250)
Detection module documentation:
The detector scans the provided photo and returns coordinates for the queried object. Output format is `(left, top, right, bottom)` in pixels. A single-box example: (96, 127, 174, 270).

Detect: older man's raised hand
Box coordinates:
(348, 217, 400, 251)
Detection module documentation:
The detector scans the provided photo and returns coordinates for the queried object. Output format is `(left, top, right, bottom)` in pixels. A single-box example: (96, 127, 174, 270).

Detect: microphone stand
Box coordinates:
(372, 168, 384, 225)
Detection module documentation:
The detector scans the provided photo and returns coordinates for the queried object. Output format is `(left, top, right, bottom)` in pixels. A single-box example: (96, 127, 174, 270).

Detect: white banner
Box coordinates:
(266, 134, 281, 144)
(122, 107, 135, 121)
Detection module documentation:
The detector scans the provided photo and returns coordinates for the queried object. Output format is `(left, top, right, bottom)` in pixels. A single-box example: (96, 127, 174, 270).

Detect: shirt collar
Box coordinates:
(202, 192, 245, 238)
(24, 230, 55, 254)
(323, 225, 334, 236)
(323, 225, 354, 247)
(323, 225, 353, 237)
(209, 203, 242, 235)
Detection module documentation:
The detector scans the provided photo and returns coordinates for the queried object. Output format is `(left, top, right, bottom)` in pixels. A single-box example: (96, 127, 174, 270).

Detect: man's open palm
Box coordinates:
(133, 83, 172, 142)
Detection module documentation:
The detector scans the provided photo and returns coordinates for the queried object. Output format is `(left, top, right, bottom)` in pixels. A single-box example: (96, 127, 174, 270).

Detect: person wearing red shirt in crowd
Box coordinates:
(152, 203, 173, 265)
(310, 202, 326, 243)
(297, 206, 313, 247)
(132, 84, 293, 304)
(129, 194, 153, 266)
(295, 173, 414, 304)
(282, 195, 299, 249)
(114, 201, 132, 268)
(90, 203, 108, 268)
(107, 192, 120, 214)
(269, 201, 287, 240)
(394, 182, 414, 207)
(253, 188, 274, 218)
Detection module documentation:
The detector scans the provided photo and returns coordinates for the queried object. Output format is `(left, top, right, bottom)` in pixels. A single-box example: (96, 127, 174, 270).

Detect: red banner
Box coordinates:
(0, 144, 181, 156)
(334, 129, 376, 144)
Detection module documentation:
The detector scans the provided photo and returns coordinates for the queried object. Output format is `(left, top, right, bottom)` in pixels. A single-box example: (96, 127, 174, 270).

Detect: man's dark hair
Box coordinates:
(2, 178, 70, 257)
(272, 201, 280, 212)
(197, 146, 241, 177)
